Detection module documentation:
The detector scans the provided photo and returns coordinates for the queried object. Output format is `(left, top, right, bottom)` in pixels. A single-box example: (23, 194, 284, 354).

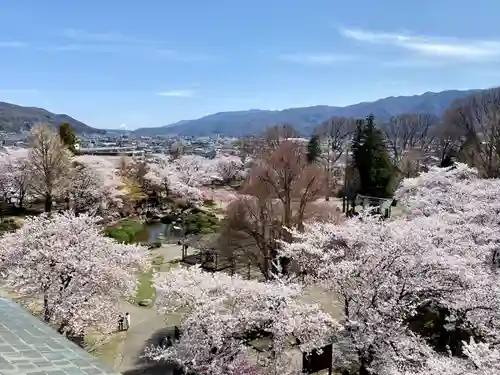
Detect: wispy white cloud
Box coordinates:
(62, 28, 154, 45)
(0, 89, 39, 94)
(156, 49, 221, 62)
(50, 30, 218, 62)
(46, 44, 219, 62)
(157, 89, 196, 98)
(0, 41, 27, 48)
(340, 27, 500, 61)
(49, 44, 140, 54)
(278, 53, 356, 65)
(382, 59, 455, 68)
(51, 44, 94, 52)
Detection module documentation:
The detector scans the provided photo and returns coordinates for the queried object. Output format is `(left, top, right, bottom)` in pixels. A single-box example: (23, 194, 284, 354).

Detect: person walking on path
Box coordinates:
(162, 335, 173, 349)
(125, 312, 131, 331)
(118, 314, 124, 332)
(174, 326, 181, 341)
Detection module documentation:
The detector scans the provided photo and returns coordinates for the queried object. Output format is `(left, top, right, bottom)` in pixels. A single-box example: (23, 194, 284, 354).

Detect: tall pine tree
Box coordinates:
(306, 135, 321, 164)
(352, 115, 394, 198)
(59, 123, 77, 153)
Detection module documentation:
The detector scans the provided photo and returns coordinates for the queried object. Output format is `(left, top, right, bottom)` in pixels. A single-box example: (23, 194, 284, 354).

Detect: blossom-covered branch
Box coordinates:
(0, 212, 145, 336)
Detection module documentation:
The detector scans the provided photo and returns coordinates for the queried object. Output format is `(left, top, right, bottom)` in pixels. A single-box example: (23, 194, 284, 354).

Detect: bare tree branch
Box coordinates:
(444, 88, 500, 177)
(313, 117, 356, 199)
(28, 124, 71, 212)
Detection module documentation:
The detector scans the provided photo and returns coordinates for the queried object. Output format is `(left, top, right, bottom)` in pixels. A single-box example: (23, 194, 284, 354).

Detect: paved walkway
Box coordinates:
(152, 243, 199, 262)
(118, 244, 197, 374)
(118, 305, 188, 374)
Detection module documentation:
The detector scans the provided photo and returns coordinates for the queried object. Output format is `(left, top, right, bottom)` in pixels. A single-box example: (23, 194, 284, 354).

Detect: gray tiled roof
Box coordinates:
(0, 298, 121, 375)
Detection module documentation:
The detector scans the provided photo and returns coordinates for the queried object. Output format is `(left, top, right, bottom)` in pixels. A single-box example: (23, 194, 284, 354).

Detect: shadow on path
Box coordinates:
(121, 361, 176, 375)
(122, 326, 178, 375)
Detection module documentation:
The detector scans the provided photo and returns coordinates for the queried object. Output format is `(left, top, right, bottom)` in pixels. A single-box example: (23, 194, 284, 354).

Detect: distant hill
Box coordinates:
(0, 102, 101, 134)
(133, 89, 481, 137)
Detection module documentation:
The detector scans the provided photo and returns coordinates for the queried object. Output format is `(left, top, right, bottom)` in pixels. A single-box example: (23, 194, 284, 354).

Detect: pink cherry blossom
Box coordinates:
(281, 163, 500, 374)
(151, 266, 340, 375)
(0, 212, 145, 336)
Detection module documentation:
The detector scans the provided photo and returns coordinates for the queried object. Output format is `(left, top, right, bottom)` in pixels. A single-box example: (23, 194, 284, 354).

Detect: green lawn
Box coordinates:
(104, 218, 144, 244)
(84, 331, 127, 368)
(129, 267, 156, 307)
(128, 254, 183, 307)
(151, 254, 164, 266)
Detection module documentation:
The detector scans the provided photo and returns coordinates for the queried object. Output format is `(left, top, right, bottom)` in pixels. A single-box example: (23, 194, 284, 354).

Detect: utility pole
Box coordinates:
(326, 133, 332, 201)
(342, 140, 350, 213)
(178, 213, 187, 260)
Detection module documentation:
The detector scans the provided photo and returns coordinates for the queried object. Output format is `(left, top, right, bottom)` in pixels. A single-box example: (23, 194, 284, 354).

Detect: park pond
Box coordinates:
(104, 218, 180, 246)
(134, 221, 174, 244)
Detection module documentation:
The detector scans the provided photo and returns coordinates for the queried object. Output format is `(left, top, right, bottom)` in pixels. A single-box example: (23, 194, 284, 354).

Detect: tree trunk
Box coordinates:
(18, 192, 25, 209)
(263, 254, 270, 280)
(44, 195, 53, 213)
(43, 294, 51, 323)
(359, 345, 375, 375)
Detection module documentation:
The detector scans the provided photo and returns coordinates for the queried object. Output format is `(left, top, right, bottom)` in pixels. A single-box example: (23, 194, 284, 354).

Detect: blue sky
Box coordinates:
(1, 0, 500, 129)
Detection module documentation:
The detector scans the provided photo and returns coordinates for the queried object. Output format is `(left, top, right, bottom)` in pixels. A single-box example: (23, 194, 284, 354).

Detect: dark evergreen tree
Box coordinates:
(352, 115, 394, 197)
(306, 135, 321, 164)
(59, 123, 77, 153)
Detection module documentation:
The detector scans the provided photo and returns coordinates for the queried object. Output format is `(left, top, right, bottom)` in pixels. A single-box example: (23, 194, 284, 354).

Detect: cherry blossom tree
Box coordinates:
(173, 154, 219, 186)
(375, 337, 500, 375)
(148, 161, 205, 202)
(0, 154, 12, 201)
(149, 266, 340, 375)
(66, 162, 107, 215)
(280, 163, 500, 374)
(146, 155, 219, 202)
(215, 155, 244, 184)
(6, 156, 32, 208)
(0, 212, 145, 337)
(0, 148, 32, 208)
(75, 154, 128, 212)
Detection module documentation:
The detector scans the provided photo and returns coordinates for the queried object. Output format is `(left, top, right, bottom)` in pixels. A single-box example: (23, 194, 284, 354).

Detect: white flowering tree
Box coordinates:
(149, 266, 340, 375)
(139, 154, 244, 205)
(147, 161, 205, 203)
(65, 162, 107, 215)
(215, 155, 244, 184)
(147, 155, 220, 203)
(75, 155, 129, 214)
(280, 164, 500, 374)
(378, 337, 500, 375)
(6, 156, 32, 208)
(0, 154, 12, 201)
(0, 148, 32, 208)
(172, 154, 219, 187)
(0, 212, 145, 337)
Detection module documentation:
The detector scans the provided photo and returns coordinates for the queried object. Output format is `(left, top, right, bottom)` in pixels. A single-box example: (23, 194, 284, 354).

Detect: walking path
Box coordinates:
(118, 243, 197, 374)
(152, 243, 199, 262)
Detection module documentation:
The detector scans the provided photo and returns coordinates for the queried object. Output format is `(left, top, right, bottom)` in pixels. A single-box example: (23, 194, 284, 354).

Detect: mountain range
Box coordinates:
(0, 101, 102, 134)
(0, 89, 481, 136)
(132, 89, 478, 136)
